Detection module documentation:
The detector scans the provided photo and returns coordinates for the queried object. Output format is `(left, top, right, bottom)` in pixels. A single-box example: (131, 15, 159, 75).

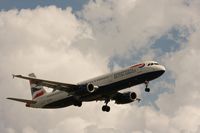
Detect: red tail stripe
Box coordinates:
(33, 91, 45, 99)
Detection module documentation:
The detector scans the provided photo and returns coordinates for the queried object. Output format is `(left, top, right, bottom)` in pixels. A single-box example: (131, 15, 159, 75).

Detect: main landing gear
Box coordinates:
(74, 100, 82, 107)
(145, 81, 150, 92)
(102, 99, 110, 112)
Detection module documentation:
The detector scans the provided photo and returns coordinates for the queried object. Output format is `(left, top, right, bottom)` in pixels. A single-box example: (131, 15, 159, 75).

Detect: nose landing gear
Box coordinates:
(102, 99, 110, 112)
(102, 105, 110, 112)
(145, 81, 150, 92)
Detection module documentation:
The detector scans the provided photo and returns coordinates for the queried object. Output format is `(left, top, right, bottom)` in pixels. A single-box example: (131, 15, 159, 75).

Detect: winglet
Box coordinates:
(12, 74, 16, 79)
(12, 74, 22, 79)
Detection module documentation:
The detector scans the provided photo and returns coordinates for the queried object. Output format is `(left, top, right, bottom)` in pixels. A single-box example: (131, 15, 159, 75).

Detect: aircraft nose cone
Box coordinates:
(160, 65, 166, 74)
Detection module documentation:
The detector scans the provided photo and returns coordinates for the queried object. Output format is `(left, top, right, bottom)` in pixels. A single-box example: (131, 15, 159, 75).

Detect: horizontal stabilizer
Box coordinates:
(7, 97, 37, 104)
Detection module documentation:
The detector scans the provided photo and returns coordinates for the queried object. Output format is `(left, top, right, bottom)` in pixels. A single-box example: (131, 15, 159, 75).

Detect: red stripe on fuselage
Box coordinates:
(130, 63, 145, 69)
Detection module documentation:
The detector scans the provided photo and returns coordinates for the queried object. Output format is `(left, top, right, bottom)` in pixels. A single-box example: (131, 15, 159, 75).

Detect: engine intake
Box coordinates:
(87, 83, 96, 93)
(114, 92, 137, 104)
(75, 83, 98, 95)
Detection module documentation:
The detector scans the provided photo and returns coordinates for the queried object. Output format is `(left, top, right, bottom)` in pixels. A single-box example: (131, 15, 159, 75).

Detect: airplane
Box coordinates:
(7, 61, 165, 112)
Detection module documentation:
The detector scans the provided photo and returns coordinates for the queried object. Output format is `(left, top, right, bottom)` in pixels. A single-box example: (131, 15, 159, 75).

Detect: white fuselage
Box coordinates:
(30, 61, 165, 108)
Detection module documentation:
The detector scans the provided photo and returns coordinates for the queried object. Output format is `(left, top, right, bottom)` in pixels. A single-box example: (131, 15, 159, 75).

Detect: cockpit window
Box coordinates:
(148, 63, 159, 66)
(148, 63, 153, 66)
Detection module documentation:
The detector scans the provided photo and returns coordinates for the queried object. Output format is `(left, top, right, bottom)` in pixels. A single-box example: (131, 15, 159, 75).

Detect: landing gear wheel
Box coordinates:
(102, 105, 110, 112)
(74, 101, 82, 107)
(102, 97, 111, 112)
(77, 102, 82, 107)
(102, 105, 106, 111)
(145, 88, 150, 92)
(106, 106, 110, 112)
(144, 81, 150, 92)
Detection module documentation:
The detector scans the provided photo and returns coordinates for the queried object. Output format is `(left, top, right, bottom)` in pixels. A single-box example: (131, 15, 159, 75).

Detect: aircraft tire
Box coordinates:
(102, 105, 107, 111)
(77, 102, 82, 107)
(106, 106, 110, 112)
(145, 88, 150, 92)
(102, 105, 110, 112)
(74, 101, 82, 107)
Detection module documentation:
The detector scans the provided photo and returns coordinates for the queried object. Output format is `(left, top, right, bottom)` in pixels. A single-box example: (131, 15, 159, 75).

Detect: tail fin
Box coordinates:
(28, 73, 46, 99)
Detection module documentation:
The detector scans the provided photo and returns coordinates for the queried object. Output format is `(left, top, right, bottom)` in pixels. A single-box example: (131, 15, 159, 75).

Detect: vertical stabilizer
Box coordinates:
(28, 73, 46, 99)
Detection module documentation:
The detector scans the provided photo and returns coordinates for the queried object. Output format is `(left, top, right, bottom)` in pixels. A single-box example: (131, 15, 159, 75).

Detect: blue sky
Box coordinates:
(0, 0, 89, 11)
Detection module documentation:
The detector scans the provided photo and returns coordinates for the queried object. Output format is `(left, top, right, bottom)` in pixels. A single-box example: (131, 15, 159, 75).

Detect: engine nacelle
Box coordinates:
(75, 83, 98, 95)
(114, 92, 137, 104)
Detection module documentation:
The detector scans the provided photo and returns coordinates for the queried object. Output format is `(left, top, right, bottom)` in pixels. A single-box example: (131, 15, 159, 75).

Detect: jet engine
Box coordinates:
(75, 83, 98, 95)
(114, 92, 137, 104)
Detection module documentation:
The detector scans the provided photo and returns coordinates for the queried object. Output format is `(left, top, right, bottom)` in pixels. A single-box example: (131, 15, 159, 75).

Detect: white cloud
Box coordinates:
(48, 117, 91, 133)
(22, 127, 38, 133)
(85, 125, 119, 133)
(5, 128, 16, 133)
(1, 0, 200, 133)
(170, 106, 200, 133)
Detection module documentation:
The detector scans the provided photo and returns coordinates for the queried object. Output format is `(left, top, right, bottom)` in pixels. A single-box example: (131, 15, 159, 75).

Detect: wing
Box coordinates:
(12, 74, 78, 93)
(7, 97, 37, 104)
